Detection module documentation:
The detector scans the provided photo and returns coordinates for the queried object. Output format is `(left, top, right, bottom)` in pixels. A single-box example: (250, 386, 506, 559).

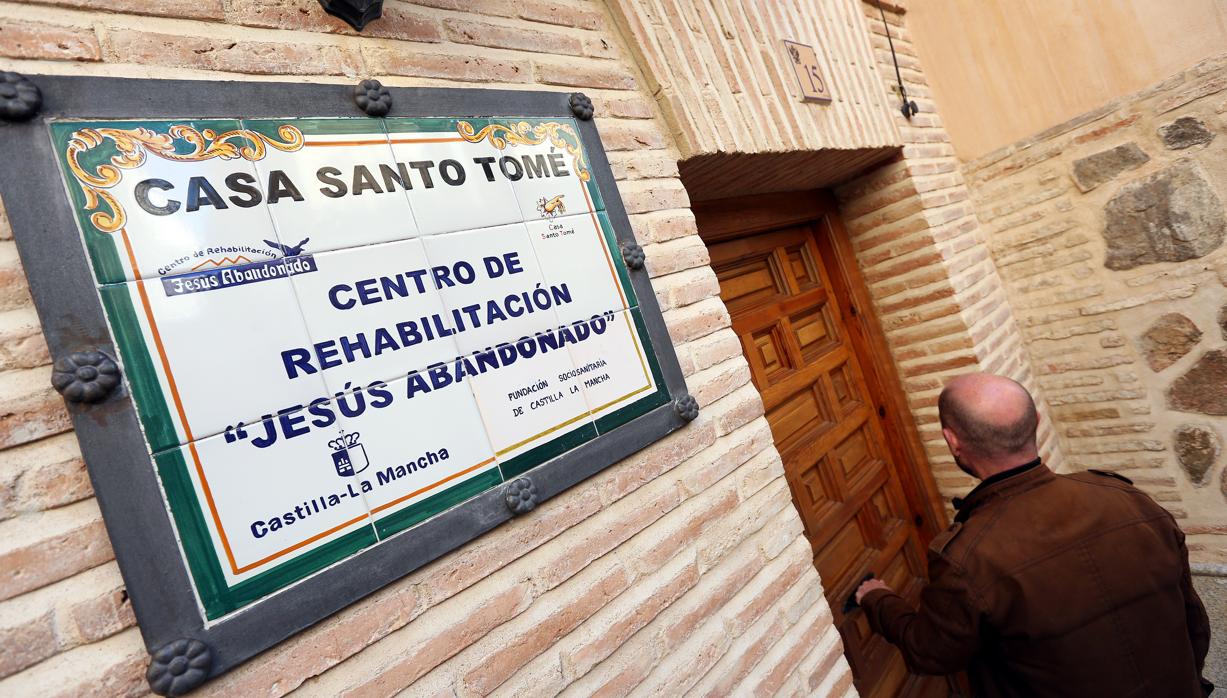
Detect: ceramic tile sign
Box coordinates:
(783, 40, 832, 103)
(49, 116, 669, 620)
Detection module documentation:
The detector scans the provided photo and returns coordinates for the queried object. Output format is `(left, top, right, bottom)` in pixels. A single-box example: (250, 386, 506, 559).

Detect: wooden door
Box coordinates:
(698, 193, 948, 698)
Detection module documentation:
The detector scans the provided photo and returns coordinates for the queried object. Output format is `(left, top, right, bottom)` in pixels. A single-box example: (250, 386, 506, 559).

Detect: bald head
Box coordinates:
(938, 374, 1039, 469)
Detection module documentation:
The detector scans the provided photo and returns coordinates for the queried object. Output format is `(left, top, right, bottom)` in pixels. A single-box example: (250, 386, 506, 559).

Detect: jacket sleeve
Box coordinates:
(861, 554, 983, 676)
(1175, 526, 1211, 676)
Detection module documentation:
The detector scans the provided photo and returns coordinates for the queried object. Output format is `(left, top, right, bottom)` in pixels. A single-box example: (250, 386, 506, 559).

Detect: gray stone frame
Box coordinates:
(0, 76, 691, 694)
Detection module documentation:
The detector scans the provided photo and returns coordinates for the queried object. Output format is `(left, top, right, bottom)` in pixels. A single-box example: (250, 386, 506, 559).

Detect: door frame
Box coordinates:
(693, 190, 949, 546)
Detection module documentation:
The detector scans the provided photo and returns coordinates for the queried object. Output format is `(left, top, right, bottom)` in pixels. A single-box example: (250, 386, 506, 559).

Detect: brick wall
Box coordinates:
(960, 53, 1227, 564)
(0, 1, 852, 695)
(833, 0, 1066, 501)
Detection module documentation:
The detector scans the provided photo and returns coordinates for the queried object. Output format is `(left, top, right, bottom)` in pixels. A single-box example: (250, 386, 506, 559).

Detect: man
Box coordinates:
(856, 373, 1212, 697)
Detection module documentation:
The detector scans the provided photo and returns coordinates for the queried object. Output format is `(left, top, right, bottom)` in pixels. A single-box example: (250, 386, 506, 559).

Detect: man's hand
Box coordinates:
(856, 578, 892, 604)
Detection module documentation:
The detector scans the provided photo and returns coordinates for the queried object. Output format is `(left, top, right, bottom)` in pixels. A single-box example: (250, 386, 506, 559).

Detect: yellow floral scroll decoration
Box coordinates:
(64, 124, 305, 234)
(456, 120, 591, 183)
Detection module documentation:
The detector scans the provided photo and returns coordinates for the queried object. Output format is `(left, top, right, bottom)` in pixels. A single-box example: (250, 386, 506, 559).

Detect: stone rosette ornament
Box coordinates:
(0, 72, 41, 122)
(146, 638, 212, 696)
(673, 394, 700, 422)
(505, 477, 538, 514)
(569, 92, 594, 121)
(353, 79, 392, 117)
(621, 242, 646, 270)
(51, 350, 121, 404)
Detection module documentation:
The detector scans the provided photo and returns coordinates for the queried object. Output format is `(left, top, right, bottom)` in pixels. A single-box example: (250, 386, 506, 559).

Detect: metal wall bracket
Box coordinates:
(504, 477, 538, 514)
(620, 242, 645, 270)
(146, 639, 212, 697)
(51, 349, 121, 404)
(673, 394, 699, 422)
(0, 72, 41, 122)
(569, 92, 594, 121)
(353, 79, 392, 117)
(318, 0, 383, 31)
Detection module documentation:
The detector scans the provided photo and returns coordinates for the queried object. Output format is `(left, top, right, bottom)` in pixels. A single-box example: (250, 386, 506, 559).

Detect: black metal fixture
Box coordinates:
(504, 477, 538, 515)
(51, 349, 121, 404)
(352, 79, 392, 116)
(569, 92, 594, 121)
(673, 394, 700, 422)
(0, 71, 41, 122)
(876, 1, 918, 120)
(146, 639, 213, 696)
(318, 0, 383, 32)
(620, 242, 645, 270)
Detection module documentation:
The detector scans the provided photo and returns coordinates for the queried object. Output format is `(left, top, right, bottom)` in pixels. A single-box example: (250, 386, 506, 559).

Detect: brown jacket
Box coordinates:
(862, 461, 1212, 697)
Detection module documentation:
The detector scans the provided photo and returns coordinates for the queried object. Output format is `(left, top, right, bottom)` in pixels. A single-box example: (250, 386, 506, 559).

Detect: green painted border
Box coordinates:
(373, 467, 504, 539)
(498, 422, 598, 480)
(594, 307, 670, 435)
(155, 444, 380, 620)
(48, 119, 246, 286)
(97, 283, 181, 454)
(596, 210, 637, 310)
(243, 117, 386, 138)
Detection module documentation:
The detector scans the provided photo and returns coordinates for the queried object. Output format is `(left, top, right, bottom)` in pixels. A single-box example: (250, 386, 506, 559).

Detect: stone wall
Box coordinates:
(962, 53, 1227, 563)
(0, 1, 854, 695)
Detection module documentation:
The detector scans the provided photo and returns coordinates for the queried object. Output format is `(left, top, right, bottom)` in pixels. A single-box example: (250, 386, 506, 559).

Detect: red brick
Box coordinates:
(0, 20, 99, 61)
(537, 483, 680, 590)
(730, 548, 810, 633)
(462, 564, 630, 695)
(644, 236, 709, 277)
(407, 0, 515, 16)
(227, 0, 442, 42)
(0, 510, 112, 601)
(415, 486, 601, 607)
(205, 582, 418, 695)
(663, 297, 729, 344)
(564, 561, 699, 676)
(517, 1, 605, 30)
(660, 546, 761, 652)
(532, 60, 637, 89)
(0, 609, 57, 679)
(596, 418, 717, 503)
(23, 0, 224, 20)
(596, 121, 669, 151)
(619, 179, 690, 216)
(444, 17, 581, 55)
(0, 252, 31, 312)
(590, 659, 652, 698)
(0, 388, 71, 451)
(637, 485, 738, 571)
(2, 442, 92, 517)
(599, 96, 654, 120)
(629, 210, 697, 244)
(698, 614, 789, 697)
(365, 48, 531, 83)
(0, 315, 50, 373)
(65, 584, 135, 644)
(104, 30, 362, 75)
(751, 610, 825, 695)
(344, 583, 532, 696)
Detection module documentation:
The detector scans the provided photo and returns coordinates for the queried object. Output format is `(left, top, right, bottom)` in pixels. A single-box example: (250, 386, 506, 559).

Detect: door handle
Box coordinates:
(842, 571, 875, 614)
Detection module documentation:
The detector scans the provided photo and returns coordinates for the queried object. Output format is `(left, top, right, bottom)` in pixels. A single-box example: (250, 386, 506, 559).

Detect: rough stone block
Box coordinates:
(1103, 160, 1227, 270)
(1159, 116, 1216, 150)
(1070, 142, 1149, 192)
(1141, 312, 1202, 372)
(1169, 349, 1227, 416)
(1173, 424, 1219, 485)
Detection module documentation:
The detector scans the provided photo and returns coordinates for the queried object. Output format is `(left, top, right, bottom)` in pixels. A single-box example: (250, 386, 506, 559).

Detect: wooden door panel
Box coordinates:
(706, 201, 947, 698)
